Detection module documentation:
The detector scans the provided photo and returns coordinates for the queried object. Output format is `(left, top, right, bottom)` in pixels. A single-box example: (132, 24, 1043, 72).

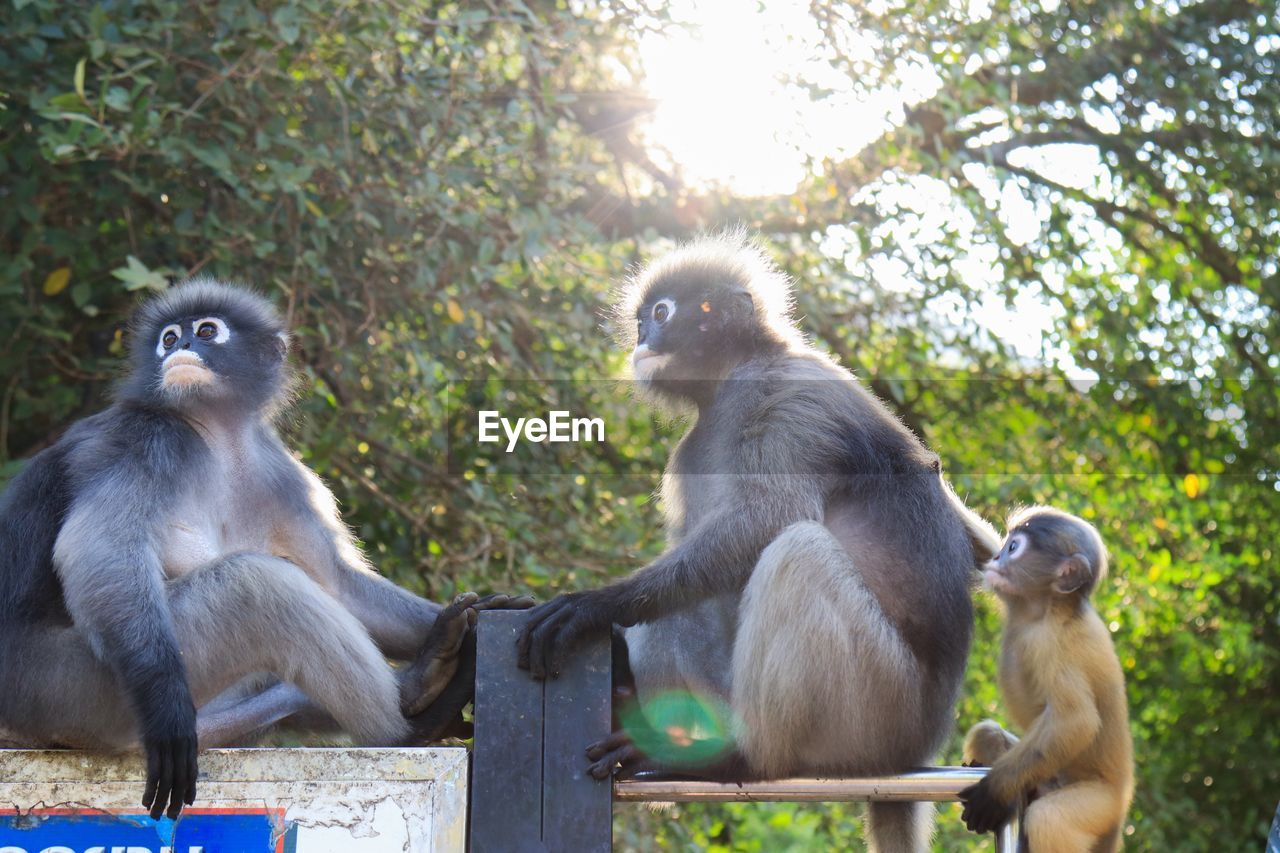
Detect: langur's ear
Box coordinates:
(275, 331, 291, 360)
(1051, 553, 1093, 595)
(716, 288, 755, 335)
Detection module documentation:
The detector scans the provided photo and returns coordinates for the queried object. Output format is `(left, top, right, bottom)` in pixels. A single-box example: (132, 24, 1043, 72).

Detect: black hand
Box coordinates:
(957, 776, 1015, 834)
(140, 699, 198, 820)
(515, 591, 610, 680)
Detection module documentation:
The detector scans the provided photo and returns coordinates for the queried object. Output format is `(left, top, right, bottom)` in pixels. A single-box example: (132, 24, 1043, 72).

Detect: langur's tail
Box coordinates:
(939, 476, 1001, 565)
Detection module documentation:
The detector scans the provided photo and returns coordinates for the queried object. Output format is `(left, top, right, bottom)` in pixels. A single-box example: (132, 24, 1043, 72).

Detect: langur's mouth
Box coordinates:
(162, 352, 215, 389)
(632, 348, 671, 380)
(982, 567, 1014, 596)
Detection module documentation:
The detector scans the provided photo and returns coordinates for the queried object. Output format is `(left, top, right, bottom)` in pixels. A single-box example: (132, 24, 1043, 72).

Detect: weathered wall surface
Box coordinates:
(0, 748, 467, 853)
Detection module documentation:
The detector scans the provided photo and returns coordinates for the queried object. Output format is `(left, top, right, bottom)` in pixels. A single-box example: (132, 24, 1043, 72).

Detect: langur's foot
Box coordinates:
(401, 592, 536, 716)
(586, 728, 653, 779)
(401, 593, 476, 717)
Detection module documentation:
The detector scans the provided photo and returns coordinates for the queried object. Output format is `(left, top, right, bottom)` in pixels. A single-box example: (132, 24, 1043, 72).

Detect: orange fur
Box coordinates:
(965, 513, 1134, 851)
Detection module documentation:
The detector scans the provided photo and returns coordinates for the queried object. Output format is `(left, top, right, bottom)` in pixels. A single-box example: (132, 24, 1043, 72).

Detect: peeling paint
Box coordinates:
(0, 749, 466, 852)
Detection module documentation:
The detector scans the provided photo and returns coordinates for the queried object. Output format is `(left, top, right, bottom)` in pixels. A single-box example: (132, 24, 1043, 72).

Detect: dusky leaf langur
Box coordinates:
(0, 280, 531, 819)
(517, 233, 998, 853)
(959, 507, 1134, 851)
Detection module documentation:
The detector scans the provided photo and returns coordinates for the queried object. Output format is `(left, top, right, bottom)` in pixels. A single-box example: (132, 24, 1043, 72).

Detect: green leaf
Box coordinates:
(110, 256, 169, 292)
(74, 58, 86, 100)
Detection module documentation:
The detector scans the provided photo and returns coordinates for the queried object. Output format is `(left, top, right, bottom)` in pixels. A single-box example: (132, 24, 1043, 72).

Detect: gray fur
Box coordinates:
(610, 235, 980, 852)
(0, 281, 442, 758)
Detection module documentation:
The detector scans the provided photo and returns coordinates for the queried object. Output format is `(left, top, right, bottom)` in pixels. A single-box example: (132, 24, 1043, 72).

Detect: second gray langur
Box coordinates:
(0, 280, 530, 820)
(517, 234, 996, 853)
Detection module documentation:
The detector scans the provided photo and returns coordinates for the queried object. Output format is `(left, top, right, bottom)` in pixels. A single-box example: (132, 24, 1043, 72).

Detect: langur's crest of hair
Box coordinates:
(1006, 505, 1109, 593)
(130, 277, 287, 348)
(607, 229, 801, 351)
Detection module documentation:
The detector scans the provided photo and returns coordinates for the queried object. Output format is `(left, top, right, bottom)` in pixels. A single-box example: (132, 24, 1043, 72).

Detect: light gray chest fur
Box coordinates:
(158, 421, 283, 578)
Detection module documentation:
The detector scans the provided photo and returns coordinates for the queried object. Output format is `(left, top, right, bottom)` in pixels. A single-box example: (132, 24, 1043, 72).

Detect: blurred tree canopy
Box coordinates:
(1, 0, 1275, 849)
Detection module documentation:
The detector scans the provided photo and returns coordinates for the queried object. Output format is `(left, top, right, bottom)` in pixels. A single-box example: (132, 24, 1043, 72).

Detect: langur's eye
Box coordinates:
(157, 324, 182, 355)
(192, 317, 229, 343)
(652, 298, 676, 325)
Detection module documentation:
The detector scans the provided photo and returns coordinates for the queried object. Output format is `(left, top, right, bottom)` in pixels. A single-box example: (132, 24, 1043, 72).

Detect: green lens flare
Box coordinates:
(620, 690, 735, 769)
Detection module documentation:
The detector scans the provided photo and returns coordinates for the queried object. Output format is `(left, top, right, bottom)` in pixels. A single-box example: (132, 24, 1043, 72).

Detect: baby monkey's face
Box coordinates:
(982, 530, 1033, 597)
(982, 508, 1104, 601)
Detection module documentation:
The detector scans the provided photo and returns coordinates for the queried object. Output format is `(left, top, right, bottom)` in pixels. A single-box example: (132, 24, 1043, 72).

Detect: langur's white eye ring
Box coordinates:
(156, 324, 182, 357)
(1007, 532, 1026, 557)
(652, 298, 676, 325)
(192, 317, 230, 344)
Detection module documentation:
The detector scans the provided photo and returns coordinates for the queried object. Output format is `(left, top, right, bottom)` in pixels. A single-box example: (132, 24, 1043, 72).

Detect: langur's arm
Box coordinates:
(55, 438, 198, 818)
(609, 483, 823, 624)
(985, 668, 1101, 802)
(275, 458, 441, 659)
(517, 471, 823, 677)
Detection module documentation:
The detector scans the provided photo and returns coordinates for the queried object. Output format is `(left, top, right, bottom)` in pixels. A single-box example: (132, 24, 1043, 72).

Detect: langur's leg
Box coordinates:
(169, 553, 408, 745)
(963, 719, 1019, 766)
(1023, 781, 1125, 853)
(730, 521, 934, 853)
(0, 624, 147, 749)
(0, 631, 312, 750)
(586, 598, 739, 779)
(197, 682, 316, 748)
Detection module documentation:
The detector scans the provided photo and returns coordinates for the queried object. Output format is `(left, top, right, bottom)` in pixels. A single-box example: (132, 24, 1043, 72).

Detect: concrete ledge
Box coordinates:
(0, 747, 468, 852)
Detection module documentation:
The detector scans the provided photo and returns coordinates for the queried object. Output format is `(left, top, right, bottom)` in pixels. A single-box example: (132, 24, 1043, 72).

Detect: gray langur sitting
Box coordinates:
(517, 234, 997, 853)
(0, 280, 531, 820)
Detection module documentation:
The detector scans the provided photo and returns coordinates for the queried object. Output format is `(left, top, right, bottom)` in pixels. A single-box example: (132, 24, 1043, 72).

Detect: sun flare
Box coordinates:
(638, 0, 936, 196)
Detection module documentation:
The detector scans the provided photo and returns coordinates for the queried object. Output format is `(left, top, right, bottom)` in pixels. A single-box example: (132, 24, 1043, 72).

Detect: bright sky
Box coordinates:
(637, 0, 1105, 374)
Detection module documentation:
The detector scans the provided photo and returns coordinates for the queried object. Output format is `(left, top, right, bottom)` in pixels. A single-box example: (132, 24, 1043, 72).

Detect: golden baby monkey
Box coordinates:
(959, 507, 1134, 851)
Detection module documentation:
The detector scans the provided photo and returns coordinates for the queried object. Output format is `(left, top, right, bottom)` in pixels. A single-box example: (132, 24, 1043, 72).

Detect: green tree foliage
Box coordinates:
(1, 1, 1275, 849)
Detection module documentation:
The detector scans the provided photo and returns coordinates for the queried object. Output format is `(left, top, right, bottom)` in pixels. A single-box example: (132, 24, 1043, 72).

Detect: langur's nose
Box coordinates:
(181, 341, 190, 349)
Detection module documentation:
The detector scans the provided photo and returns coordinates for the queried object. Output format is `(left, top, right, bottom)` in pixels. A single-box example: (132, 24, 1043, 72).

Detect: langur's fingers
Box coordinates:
(585, 730, 631, 761)
(436, 609, 471, 655)
(142, 748, 160, 810)
(185, 741, 198, 805)
(150, 748, 172, 820)
(168, 744, 188, 819)
(586, 738, 641, 779)
(474, 593, 536, 611)
(529, 605, 576, 679)
(516, 597, 570, 670)
(419, 598, 473, 659)
(524, 601, 576, 676)
(547, 612, 590, 679)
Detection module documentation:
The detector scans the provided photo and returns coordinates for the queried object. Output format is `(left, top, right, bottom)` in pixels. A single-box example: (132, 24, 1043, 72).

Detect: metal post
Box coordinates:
(470, 609, 612, 853)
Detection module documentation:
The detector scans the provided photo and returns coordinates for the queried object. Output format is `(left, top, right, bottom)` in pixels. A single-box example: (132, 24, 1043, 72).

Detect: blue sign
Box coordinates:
(0, 808, 297, 853)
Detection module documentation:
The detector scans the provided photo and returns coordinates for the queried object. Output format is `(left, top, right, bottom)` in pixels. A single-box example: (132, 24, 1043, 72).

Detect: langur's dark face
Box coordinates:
(152, 314, 234, 394)
(631, 278, 756, 387)
(126, 280, 289, 414)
